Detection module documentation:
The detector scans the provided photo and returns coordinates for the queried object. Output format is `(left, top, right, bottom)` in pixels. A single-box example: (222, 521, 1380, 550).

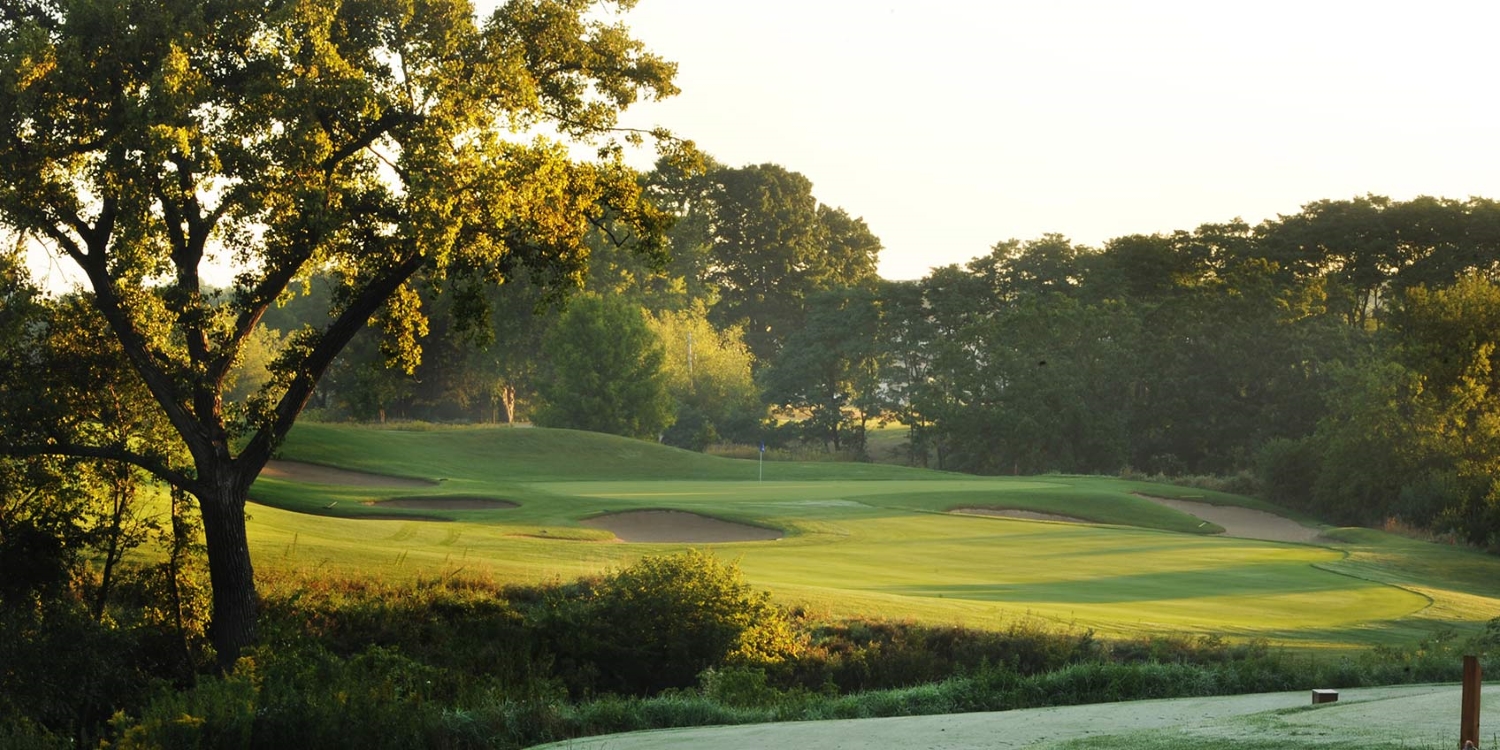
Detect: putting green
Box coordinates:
(245, 423, 1500, 648)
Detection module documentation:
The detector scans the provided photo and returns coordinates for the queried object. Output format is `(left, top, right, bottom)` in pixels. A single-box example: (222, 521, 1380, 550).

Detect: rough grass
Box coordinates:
(248, 423, 1500, 649)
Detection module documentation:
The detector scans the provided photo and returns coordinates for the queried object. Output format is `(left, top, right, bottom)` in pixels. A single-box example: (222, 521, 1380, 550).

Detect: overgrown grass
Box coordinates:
(101, 564, 1500, 749)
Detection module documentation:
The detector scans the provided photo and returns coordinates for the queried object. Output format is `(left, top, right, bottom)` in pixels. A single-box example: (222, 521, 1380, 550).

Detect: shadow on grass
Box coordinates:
(880, 563, 1393, 604)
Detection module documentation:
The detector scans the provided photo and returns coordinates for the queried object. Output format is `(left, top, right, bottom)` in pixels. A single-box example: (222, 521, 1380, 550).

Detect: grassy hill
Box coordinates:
(247, 422, 1500, 650)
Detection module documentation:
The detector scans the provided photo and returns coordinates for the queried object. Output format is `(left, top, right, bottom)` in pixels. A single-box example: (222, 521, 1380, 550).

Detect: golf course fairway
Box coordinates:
(247, 423, 1500, 648)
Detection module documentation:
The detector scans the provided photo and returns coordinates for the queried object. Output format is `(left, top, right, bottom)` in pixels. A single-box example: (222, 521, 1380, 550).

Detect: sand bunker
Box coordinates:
(580, 510, 783, 543)
(952, 507, 1090, 524)
(365, 496, 517, 510)
(1134, 494, 1321, 544)
(261, 460, 436, 488)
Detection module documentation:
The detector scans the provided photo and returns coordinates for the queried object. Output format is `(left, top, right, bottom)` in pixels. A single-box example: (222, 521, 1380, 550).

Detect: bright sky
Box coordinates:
(24, 1, 1500, 289)
(614, 0, 1500, 280)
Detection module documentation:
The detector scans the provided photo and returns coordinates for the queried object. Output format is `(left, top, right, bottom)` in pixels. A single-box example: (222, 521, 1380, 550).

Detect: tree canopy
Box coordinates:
(0, 0, 678, 666)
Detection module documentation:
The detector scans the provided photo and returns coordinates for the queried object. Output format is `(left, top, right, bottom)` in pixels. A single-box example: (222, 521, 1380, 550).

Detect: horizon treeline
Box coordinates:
(251, 165, 1500, 547)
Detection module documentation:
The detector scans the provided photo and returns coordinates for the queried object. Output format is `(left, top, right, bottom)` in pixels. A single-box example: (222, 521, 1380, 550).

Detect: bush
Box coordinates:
(112, 645, 476, 750)
(537, 550, 800, 696)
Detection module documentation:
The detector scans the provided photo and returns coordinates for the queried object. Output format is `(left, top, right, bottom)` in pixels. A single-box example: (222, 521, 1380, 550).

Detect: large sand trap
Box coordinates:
(581, 510, 783, 543)
(1134, 494, 1321, 543)
(951, 507, 1091, 524)
(366, 496, 517, 510)
(261, 460, 436, 488)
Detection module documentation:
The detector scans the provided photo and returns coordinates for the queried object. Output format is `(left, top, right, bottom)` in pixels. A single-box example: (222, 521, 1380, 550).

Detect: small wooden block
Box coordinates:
(1312, 689, 1339, 704)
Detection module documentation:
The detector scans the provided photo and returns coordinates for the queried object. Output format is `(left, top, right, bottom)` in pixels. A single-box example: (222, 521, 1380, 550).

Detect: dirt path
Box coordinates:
(580, 510, 783, 543)
(530, 684, 1459, 749)
(1133, 494, 1321, 543)
(261, 460, 437, 488)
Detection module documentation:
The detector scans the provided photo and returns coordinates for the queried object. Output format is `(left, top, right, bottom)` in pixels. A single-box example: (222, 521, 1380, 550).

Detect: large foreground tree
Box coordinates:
(0, 0, 677, 667)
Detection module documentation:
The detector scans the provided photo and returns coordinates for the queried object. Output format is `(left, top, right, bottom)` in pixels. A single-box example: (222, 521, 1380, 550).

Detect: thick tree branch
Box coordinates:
(76, 241, 216, 467)
(321, 110, 417, 175)
(235, 251, 426, 483)
(212, 245, 320, 388)
(0, 442, 198, 494)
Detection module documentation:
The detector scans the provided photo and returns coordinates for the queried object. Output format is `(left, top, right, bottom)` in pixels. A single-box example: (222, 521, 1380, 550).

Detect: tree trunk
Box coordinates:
(197, 480, 258, 672)
(501, 384, 516, 425)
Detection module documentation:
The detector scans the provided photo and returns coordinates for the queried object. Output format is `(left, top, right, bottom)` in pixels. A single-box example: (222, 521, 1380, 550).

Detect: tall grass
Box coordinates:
(98, 563, 1500, 750)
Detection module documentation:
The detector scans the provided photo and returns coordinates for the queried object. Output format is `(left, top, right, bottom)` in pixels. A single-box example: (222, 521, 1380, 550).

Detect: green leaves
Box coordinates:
(535, 293, 672, 438)
(0, 0, 679, 662)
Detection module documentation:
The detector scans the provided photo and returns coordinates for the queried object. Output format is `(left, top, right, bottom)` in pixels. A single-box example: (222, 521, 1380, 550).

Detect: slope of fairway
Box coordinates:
(247, 423, 1500, 648)
(530, 683, 1485, 749)
(275, 422, 947, 482)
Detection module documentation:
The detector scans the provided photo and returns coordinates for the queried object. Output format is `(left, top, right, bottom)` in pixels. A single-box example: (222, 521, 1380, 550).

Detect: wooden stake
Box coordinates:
(1461, 654, 1481, 749)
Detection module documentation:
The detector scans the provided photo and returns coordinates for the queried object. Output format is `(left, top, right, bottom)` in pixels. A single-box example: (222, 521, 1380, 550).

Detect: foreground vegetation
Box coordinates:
(8, 551, 1499, 749)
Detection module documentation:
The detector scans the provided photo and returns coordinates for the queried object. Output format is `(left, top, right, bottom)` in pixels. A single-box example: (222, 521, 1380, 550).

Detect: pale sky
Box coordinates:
(613, 0, 1500, 280)
(24, 1, 1500, 289)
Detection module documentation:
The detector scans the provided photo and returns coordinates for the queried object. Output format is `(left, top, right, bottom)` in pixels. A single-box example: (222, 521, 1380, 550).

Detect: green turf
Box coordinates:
(249, 422, 1500, 648)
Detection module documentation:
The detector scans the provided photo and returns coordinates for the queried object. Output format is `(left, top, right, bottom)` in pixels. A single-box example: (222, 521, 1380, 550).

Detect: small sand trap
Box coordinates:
(365, 496, 517, 510)
(1134, 494, 1321, 543)
(261, 460, 436, 488)
(952, 507, 1090, 524)
(581, 510, 783, 543)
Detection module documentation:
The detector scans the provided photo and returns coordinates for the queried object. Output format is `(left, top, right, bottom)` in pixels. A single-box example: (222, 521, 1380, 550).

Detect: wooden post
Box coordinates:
(1461, 654, 1481, 749)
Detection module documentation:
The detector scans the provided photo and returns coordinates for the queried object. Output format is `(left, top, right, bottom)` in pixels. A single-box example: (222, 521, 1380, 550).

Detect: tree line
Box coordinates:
(298, 189, 1500, 548)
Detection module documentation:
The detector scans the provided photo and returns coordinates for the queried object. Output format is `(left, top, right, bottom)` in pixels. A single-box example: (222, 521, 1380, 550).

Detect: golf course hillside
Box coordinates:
(249, 423, 1500, 649)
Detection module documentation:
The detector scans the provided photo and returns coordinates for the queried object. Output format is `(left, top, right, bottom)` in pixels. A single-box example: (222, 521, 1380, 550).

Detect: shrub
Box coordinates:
(537, 550, 800, 696)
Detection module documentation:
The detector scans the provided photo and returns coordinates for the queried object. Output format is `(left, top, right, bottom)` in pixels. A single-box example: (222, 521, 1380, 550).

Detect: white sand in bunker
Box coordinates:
(951, 507, 1091, 524)
(364, 497, 517, 510)
(261, 460, 436, 488)
(1134, 494, 1322, 544)
(580, 510, 784, 543)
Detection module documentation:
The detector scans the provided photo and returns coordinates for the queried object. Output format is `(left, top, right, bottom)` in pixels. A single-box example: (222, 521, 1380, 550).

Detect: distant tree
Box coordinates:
(224, 324, 286, 405)
(586, 152, 723, 313)
(761, 287, 883, 454)
(874, 279, 940, 466)
(705, 163, 881, 363)
(967, 234, 1086, 301)
(536, 294, 674, 438)
(1384, 275, 1500, 543)
(406, 266, 554, 423)
(648, 306, 762, 449)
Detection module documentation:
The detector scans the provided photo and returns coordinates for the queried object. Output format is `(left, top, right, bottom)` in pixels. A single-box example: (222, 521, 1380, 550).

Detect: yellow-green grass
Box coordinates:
(247, 423, 1500, 650)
